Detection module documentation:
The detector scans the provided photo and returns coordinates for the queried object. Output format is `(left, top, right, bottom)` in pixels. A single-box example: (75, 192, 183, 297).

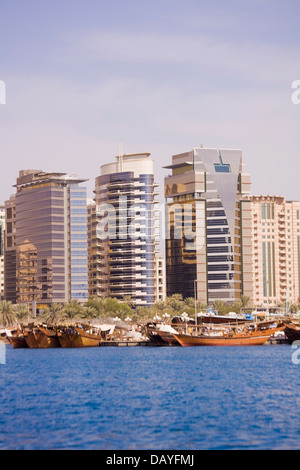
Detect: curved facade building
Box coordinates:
(165, 147, 252, 305)
(94, 153, 158, 307)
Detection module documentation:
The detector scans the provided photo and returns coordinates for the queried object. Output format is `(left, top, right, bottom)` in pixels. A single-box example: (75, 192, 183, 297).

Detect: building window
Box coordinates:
(214, 154, 231, 173)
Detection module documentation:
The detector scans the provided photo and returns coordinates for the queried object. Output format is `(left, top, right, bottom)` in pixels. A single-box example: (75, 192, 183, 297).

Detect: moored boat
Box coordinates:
(173, 321, 284, 347)
(6, 329, 28, 348)
(36, 326, 61, 348)
(152, 324, 180, 346)
(73, 324, 101, 347)
(145, 322, 180, 345)
(282, 321, 300, 344)
(57, 324, 101, 348)
(57, 327, 77, 348)
(24, 329, 40, 348)
(173, 332, 272, 346)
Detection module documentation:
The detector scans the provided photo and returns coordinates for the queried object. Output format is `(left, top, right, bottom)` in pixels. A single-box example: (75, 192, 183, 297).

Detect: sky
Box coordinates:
(0, 0, 300, 204)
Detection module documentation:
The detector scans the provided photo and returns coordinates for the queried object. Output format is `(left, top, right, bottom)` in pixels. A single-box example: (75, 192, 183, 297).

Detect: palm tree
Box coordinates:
(0, 301, 17, 327)
(14, 303, 29, 321)
(62, 300, 85, 322)
(212, 300, 227, 314)
(81, 306, 98, 321)
(122, 295, 136, 311)
(165, 294, 184, 312)
(240, 295, 250, 309)
(42, 303, 64, 325)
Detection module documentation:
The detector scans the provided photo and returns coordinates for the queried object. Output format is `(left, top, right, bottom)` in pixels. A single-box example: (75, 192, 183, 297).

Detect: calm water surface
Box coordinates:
(0, 344, 300, 450)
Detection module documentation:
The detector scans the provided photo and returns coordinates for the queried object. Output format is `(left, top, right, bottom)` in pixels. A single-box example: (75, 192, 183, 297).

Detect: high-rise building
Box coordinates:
(164, 147, 252, 305)
(4, 170, 88, 309)
(250, 195, 300, 308)
(0, 205, 5, 299)
(94, 152, 159, 307)
(87, 199, 101, 298)
(4, 196, 16, 303)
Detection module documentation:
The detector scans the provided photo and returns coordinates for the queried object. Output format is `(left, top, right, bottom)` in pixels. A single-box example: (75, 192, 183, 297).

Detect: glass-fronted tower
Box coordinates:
(94, 152, 158, 307)
(4, 170, 88, 308)
(164, 147, 252, 305)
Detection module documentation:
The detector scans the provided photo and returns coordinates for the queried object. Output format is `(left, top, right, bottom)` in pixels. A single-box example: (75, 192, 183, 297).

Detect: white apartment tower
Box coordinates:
(94, 152, 159, 307)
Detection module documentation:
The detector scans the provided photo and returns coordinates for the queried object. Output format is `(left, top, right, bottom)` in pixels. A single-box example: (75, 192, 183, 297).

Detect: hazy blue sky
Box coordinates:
(1, 0, 300, 202)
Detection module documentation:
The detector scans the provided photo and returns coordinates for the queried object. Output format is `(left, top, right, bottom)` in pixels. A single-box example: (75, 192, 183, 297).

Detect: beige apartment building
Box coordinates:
(250, 195, 300, 308)
(0, 205, 5, 299)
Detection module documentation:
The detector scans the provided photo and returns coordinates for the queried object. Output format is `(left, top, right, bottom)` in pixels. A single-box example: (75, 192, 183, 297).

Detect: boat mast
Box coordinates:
(194, 279, 198, 334)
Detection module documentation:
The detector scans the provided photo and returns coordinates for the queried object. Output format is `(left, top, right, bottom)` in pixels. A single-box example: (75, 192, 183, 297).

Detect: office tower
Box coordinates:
(0, 206, 5, 299)
(4, 170, 88, 308)
(94, 152, 158, 307)
(250, 195, 300, 308)
(165, 147, 252, 305)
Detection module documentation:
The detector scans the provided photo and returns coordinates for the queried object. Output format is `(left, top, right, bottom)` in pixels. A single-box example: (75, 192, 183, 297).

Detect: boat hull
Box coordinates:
(173, 333, 271, 346)
(57, 331, 76, 348)
(24, 331, 40, 348)
(8, 335, 28, 348)
(37, 327, 60, 348)
(155, 330, 179, 345)
(73, 327, 101, 347)
(57, 328, 101, 348)
(73, 336, 100, 347)
(283, 324, 300, 344)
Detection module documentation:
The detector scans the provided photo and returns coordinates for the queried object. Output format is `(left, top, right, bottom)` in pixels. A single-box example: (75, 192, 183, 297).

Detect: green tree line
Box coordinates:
(0, 294, 253, 328)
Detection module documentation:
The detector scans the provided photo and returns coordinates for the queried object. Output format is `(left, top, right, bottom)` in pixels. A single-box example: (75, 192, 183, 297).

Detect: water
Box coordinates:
(0, 344, 300, 450)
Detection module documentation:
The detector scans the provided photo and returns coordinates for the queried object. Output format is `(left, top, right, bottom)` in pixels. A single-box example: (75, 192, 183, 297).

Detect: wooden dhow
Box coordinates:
(22, 325, 60, 349)
(57, 323, 102, 348)
(36, 326, 61, 348)
(24, 328, 41, 349)
(173, 321, 285, 347)
(6, 329, 28, 349)
(282, 321, 300, 344)
(73, 324, 102, 347)
(146, 323, 180, 346)
(57, 327, 76, 348)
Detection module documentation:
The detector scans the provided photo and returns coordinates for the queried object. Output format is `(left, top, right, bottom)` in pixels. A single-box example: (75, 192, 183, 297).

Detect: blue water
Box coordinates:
(0, 344, 300, 450)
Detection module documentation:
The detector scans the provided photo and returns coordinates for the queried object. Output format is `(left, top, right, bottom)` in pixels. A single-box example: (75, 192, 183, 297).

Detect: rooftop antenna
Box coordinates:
(118, 143, 123, 172)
